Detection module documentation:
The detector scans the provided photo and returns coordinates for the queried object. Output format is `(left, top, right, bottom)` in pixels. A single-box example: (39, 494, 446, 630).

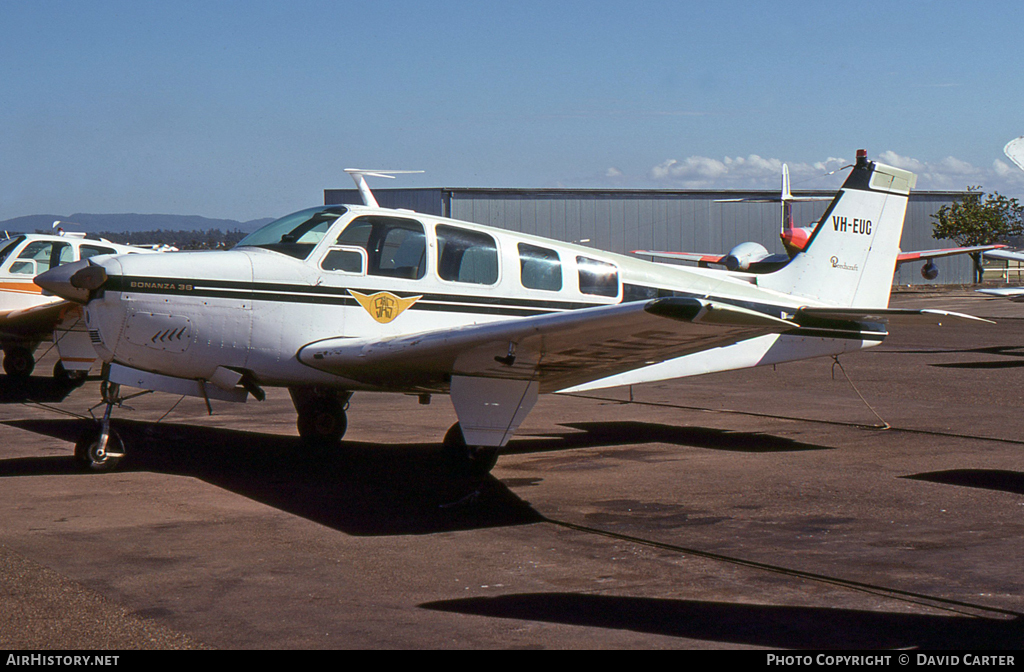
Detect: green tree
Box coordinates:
(931, 187, 1024, 283)
(931, 186, 1024, 247)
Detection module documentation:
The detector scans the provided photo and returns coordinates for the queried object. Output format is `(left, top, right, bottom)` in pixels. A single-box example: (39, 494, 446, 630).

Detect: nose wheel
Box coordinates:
(74, 426, 125, 472)
(74, 379, 128, 472)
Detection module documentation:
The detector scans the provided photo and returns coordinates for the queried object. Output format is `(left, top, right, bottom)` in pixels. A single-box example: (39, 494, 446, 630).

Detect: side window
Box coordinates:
(321, 247, 366, 274)
(334, 216, 426, 279)
(577, 256, 619, 297)
(10, 241, 71, 275)
(80, 245, 117, 260)
(436, 225, 498, 285)
(518, 243, 562, 291)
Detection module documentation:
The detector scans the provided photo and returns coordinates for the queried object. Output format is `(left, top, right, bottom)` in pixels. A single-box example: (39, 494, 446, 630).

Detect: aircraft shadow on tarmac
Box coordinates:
(0, 418, 543, 536)
(894, 344, 1024, 369)
(420, 593, 1023, 649)
(902, 469, 1024, 496)
(0, 374, 83, 404)
(509, 421, 832, 455)
(0, 418, 829, 537)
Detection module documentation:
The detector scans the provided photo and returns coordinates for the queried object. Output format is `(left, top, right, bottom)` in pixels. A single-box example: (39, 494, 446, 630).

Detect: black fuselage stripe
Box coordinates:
(107, 276, 885, 337)
(110, 276, 592, 311)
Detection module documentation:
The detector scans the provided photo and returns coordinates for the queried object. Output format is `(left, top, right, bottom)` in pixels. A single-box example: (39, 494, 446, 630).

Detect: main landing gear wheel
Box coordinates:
(74, 426, 125, 472)
(296, 406, 348, 446)
(2, 346, 35, 379)
(443, 422, 499, 476)
(53, 361, 88, 386)
(290, 387, 351, 448)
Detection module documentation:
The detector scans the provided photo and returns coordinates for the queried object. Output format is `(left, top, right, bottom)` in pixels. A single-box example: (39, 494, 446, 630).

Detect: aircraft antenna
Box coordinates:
(344, 169, 424, 208)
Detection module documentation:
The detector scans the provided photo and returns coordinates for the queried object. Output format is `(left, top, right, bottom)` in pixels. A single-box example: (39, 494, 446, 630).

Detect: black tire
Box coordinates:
(3, 346, 35, 379)
(443, 422, 499, 476)
(74, 426, 125, 472)
(53, 361, 87, 386)
(296, 407, 347, 446)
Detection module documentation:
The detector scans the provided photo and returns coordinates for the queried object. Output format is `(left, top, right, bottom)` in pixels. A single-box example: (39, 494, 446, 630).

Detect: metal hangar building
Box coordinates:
(324, 186, 973, 285)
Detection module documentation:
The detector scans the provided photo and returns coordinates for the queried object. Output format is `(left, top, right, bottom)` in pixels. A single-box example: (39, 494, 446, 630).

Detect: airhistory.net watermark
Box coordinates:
(6, 655, 119, 667)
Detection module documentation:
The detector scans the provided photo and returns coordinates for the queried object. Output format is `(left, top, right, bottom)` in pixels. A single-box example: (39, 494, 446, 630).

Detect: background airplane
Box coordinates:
(632, 160, 1005, 279)
(0, 223, 155, 379)
(37, 153, 987, 475)
(975, 137, 1024, 300)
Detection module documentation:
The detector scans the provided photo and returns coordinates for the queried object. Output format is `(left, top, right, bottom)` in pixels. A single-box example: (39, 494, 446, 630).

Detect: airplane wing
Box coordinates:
(0, 300, 70, 338)
(897, 244, 1005, 263)
(631, 250, 726, 265)
(298, 297, 793, 394)
(982, 248, 1024, 263)
(637, 244, 1006, 267)
(977, 288, 1024, 302)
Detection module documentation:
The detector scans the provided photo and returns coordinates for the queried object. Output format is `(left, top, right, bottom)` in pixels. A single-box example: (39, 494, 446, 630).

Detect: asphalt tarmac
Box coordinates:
(0, 288, 1021, 650)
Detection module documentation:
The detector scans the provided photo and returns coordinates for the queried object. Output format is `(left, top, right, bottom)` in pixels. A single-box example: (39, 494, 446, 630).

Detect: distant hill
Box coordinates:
(0, 213, 274, 235)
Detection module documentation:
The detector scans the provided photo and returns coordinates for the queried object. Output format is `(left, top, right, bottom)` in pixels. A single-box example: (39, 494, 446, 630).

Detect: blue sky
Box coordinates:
(2, 0, 1024, 222)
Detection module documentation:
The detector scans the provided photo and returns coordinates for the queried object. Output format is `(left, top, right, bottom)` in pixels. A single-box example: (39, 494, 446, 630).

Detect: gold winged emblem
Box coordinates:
(348, 289, 421, 324)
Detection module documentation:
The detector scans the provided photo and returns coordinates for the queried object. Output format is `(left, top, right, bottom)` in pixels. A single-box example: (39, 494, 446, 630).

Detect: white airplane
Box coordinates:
(0, 223, 156, 379)
(633, 160, 1004, 279)
(36, 153, 988, 474)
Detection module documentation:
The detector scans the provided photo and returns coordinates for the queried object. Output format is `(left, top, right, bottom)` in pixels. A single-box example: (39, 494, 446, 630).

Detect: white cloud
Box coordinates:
(994, 159, 1015, 177)
(641, 150, 1024, 197)
(647, 154, 848, 189)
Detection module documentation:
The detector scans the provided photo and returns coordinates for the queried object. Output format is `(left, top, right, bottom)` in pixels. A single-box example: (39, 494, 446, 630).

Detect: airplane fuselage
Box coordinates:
(79, 204, 877, 394)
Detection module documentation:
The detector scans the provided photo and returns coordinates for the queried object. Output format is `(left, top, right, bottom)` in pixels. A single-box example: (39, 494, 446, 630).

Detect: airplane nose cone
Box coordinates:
(35, 260, 108, 303)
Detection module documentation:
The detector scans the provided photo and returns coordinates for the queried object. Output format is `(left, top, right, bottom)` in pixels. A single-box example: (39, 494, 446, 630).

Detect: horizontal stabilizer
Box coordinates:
(797, 307, 993, 326)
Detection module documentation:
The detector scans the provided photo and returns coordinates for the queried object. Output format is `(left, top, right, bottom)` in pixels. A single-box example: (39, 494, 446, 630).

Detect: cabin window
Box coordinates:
(10, 241, 71, 275)
(80, 245, 117, 260)
(518, 243, 562, 291)
(334, 216, 426, 279)
(320, 247, 367, 274)
(436, 225, 498, 285)
(577, 256, 619, 297)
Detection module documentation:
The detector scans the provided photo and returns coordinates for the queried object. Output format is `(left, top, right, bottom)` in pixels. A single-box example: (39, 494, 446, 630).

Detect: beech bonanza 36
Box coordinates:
(633, 160, 1004, 279)
(0, 225, 154, 379)
(36, 153, 988, 474)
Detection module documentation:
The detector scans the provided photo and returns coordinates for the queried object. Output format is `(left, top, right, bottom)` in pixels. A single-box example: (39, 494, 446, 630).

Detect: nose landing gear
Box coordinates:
(74, 380, 126, 472)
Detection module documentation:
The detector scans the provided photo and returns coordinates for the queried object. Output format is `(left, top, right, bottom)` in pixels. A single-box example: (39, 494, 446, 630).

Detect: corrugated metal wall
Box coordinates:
(324, 187, 974, 285)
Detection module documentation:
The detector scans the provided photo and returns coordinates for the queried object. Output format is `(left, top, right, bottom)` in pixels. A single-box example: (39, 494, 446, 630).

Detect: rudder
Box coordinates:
(759, 150, 916, 308)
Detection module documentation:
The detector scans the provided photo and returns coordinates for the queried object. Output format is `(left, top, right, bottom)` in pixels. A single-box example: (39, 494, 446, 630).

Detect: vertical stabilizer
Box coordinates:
(1005, 136, 1024, 172)
(759, 150, 917, 308)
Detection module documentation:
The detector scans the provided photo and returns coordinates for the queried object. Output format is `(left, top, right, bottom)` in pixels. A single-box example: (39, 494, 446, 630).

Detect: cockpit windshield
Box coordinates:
(0, 236, 25, 267)
(235, 206, 348, 260)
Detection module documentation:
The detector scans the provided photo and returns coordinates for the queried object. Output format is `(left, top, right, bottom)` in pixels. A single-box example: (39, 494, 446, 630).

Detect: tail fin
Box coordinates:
(759, 150, 916, 308)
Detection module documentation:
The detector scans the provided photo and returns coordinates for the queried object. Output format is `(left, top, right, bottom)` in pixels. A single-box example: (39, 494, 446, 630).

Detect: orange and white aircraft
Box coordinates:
(0, 224, 155, 378)
(634, 157, 1005, 279)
